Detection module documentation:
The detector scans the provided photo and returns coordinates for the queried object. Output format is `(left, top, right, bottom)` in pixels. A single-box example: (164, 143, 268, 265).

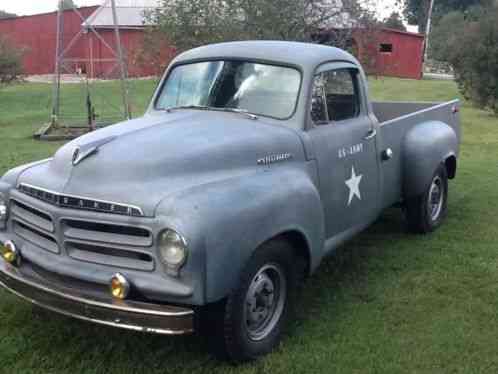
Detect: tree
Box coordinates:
(60, 0, 77, 10)
(383, 11, 407, 31)
(403, 0, 492, 33)
(150, 0, 367, 53)
(429, 11, 466, 61)
(0, 10, 16, 19)
(447, 4, 498, 115)
(0, 36, 24, 86)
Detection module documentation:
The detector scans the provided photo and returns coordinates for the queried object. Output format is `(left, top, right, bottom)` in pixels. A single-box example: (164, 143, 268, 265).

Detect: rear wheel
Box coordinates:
(209, 239, 297, 362)
(405, 163, 448, 233)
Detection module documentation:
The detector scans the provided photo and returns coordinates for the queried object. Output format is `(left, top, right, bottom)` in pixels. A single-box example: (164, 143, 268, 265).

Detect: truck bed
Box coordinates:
(372, 100, 461, 208)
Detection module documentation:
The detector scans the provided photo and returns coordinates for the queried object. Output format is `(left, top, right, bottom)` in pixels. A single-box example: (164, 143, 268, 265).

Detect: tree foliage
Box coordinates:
(0, 36, 23, 86)
(0, 10, 16, 19)
(60, 0, 77, 10)
(403, 0, 491, 33)
(150, 0, 367, 52)
(383, 11, 406, 31)
(446, 4, 498, 115)
(429, 11, 467, 61)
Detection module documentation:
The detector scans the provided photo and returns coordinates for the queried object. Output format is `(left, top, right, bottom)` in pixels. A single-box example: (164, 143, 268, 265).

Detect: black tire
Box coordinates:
(405, 163, 448, 234)
(207, 239, 297, 362)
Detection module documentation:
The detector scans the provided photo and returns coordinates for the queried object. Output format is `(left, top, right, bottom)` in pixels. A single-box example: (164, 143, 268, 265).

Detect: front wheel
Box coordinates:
(405, 163, 448, 234)
(213, 240, 296, 362)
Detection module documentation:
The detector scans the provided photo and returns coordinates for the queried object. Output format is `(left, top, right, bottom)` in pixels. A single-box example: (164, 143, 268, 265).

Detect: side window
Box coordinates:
(310, 68, 361, 124)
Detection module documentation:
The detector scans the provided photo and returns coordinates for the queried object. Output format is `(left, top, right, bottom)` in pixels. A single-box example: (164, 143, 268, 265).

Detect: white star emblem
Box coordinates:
(345, 166, 363, 206)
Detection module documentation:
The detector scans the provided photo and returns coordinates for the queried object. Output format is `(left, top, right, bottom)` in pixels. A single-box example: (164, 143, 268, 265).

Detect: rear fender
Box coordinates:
(402, 121, 458, 198)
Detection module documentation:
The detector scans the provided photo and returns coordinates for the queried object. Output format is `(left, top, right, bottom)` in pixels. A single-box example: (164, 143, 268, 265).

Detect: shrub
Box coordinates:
(448, 5, 498, 115)
(0, 36, 23, 85)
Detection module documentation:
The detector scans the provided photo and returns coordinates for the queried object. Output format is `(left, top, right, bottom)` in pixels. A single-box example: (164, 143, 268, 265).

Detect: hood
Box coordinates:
(17, 111, 305, 216)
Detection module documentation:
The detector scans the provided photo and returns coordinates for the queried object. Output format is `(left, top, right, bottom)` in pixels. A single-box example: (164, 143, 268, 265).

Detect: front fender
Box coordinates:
(155, 164, 324, 304)
(1, 158, 52, 187)
(402, 121, 458, 198)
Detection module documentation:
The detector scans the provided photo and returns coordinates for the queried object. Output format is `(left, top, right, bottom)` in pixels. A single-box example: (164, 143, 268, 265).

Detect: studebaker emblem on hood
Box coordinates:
(257, 153, 293, 166)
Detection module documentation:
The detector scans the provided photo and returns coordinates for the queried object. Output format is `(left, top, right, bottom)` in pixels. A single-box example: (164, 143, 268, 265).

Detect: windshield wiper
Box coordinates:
(217, 107, 258, 120)
(164, 105, 212, 112)
(164, 105, 258, 120)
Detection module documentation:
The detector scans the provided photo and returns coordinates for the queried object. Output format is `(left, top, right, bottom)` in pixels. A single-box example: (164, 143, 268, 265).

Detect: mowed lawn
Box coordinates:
(1, 77, 498, 373)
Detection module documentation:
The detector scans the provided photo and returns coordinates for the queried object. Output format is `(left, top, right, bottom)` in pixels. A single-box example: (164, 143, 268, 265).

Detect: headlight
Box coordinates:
(158, 229, 188, 272)
(0, 193, 7, 227)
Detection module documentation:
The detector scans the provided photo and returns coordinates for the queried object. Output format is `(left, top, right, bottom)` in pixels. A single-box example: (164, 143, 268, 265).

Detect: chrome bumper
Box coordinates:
(0, 260, 195, 335)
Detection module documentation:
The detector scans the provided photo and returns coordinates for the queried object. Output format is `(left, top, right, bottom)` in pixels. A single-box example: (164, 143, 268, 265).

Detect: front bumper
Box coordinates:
(0, 260, 195, 335)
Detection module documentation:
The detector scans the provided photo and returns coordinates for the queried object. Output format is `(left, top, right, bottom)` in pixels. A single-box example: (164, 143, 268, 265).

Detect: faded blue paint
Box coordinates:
(0, 41, 460, 308)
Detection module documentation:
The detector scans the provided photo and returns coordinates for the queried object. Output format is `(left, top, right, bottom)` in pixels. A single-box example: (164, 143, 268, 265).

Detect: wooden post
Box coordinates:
(110, 0, 131, 119)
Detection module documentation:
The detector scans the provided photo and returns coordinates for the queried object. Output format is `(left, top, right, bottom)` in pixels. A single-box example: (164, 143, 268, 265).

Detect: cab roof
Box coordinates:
(172, 41, 360, 71)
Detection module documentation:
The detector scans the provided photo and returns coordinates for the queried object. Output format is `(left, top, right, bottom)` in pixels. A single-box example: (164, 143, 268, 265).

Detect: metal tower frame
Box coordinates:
(51, 0, 132, 127)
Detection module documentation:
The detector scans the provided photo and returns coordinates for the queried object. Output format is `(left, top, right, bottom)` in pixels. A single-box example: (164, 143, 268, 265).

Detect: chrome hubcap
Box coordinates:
(428, 175, 444, 221)
(244, 264, 286, 341)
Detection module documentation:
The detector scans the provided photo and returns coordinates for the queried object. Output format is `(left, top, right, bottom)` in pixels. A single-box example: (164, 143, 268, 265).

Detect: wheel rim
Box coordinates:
(428, 175, 444, 221)
(244, 263, 287, 342)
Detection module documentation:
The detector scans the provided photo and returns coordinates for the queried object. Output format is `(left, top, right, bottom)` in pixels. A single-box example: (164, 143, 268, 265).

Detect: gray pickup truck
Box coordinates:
(0, 41, 460, 361)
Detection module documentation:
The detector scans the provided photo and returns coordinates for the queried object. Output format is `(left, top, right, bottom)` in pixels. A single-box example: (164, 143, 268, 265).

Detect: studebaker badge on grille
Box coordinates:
(17, 183, 143, 217)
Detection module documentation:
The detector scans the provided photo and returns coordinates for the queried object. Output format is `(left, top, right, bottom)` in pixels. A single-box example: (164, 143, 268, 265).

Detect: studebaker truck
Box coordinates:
(0, 41, 460, 361)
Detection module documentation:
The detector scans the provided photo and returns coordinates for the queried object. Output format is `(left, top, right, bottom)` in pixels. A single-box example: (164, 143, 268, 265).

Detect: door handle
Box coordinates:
(364, 128, 377, 140)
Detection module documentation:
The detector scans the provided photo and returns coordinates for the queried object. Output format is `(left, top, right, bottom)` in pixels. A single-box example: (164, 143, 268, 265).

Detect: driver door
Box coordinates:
(307, 63, 380, 241)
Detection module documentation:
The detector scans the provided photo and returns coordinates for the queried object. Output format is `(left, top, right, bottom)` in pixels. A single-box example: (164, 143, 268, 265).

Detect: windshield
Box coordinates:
(155, 60, 301, 120)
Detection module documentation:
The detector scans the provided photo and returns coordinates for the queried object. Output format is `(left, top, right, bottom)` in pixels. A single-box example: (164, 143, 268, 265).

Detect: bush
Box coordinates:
(0, 36, 23, 85)
(448, 6, 498, 115)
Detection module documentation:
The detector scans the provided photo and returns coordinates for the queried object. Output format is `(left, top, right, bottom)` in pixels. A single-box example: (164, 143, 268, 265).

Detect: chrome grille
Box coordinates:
(18, 183, 144, 217)
(11, 200, 59, 254)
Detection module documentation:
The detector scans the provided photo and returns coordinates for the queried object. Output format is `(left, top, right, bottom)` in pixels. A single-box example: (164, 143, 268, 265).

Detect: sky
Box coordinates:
(0, 0, 101, 15)
(0, 0, 416, 31)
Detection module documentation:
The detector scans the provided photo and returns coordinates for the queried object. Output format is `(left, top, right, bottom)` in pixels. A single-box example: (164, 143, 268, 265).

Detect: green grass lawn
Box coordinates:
(1, 77, 498, 373)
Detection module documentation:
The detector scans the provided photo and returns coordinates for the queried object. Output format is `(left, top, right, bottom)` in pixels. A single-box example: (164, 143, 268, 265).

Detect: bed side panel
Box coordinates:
(377, 101, 460, 208)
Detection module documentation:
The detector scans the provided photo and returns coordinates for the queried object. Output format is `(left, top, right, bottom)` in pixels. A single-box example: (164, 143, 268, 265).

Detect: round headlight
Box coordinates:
(158, 229, 188, 270)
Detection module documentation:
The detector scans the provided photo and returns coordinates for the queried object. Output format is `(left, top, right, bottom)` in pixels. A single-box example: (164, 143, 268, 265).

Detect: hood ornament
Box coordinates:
(71, 135, 117, 166)
(72, 147, 81, 165)
(72, 146, 97, 166)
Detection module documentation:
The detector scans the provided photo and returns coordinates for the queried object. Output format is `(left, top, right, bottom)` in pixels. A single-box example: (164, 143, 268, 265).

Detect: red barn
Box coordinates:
(0, 8, 424, 80)
(0, 5, 174, 78)
(0, 7, 98, 76)
(353, 27, 425, 80)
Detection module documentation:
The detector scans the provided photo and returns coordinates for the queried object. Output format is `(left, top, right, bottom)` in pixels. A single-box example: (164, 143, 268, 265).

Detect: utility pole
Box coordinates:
(423, 0, 435, 72)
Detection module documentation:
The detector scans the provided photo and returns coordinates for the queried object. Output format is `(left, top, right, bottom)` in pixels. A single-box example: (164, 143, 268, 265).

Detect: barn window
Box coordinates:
(379, 43, 393, 53)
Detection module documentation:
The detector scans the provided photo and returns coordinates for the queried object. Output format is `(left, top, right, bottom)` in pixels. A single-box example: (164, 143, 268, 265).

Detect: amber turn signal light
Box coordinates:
(110, 273, 130, 300)
(1, 241, 19, 265)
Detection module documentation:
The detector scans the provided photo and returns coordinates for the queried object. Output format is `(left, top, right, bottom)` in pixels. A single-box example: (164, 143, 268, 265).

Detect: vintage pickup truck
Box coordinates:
(0, 41, 460, 361)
